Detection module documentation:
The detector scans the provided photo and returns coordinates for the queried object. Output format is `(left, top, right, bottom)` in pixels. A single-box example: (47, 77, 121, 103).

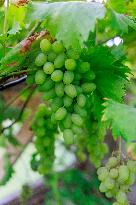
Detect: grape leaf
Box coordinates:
(102, 99, 136, 142)
(108, 9, 136, 33)
(26, 1, 106, 49)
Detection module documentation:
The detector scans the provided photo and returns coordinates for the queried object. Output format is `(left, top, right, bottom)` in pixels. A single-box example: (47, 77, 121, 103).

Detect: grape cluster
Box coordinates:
(31, 104, 57, 174)
(97, 156, 136, 205)
(32, 38, 96, 145)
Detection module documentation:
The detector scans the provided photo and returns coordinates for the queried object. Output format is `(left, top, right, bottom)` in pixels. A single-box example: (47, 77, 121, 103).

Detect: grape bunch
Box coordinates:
(31, 37, 96, 145)
(31, 104, 57, 174)
(97, 155, 136, 205)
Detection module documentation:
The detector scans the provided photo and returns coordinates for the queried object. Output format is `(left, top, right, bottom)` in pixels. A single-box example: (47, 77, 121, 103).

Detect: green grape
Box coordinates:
(51, 113, 57, 124)
(63, 71, 74, 85)
(127, 160, 136, 173)
(77, 151, 86, 162)
(54, 53, 65, 68)
(43, 62, 54, 74)
(35, 53, 47, 66)
(81, 82, 96, 93)
(97, 167, 108, 175)
(43, 88, 56, 100)
(64, 84, 77, 98)
(83, 70, 96, 81)
(67, 48, 80, 60)
(63, 129, 74, 145)
(47, 51, 57, 62)
(99, 182, 107, 193)
(74, 73, 82, 81)
(104, 178, 115, 190)
(116, 191, 128, 204)
(118, 165, 129, 184)
(72, 124, 83, 135)
(55, 82, 64, 97)
(77, 94, 86, 107)
(63, 114, 72, 129)
(63, 95, 73, 108)
(107, 157, 118, 168)
(105, 191, 113, 198)
(52, 41, 64, 54)
(35, 70, 46, 85)
(79, 62, 90, 73)
(51, 97, 63, 112)
(55, 107, 67, 121)
(38, 78, 55, 92)
(74, 104, 87, 118)
(40, 39, 51, 53)
(120, 185, 129, 191)
(51, 70, 63, 82)
(71, 113, 83, 127)
(65, 59, 76, 71)
(26, 75, 35, 85)
(109, 168, 118, 179)
(112, 203, 120, 205)
(75, 86, 83, 95)
(127, 172, 135, 185)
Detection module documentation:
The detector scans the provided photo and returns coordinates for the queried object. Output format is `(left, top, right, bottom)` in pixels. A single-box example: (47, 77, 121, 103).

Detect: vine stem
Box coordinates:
(3, 0, 9, 56)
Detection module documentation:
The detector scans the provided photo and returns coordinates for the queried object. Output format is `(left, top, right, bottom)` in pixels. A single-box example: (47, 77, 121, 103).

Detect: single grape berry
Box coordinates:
(63, 114, 72, 129)
(81, 83, 96, 93)
(116, 191, 128, 204)
(55, 107, 67, 121)
(109, 168, 118, 179)
(63, 95, 73, 107)
(127, 160, 136, 173)
(63, 71, 74, 85)
(65, 59, 76, 71)
(52, 41, 64, 54)
(47, 51, 57, 62)
(67, 48, 80, 60)
(64, 84, 77, 98)
(105, 191, 113, 198)
(35, 70, 46, 85)
(38, 78, 54, 92)
(51, 97, 63, 112)
(55, 82, 64, 97)
(43, 62, 54, 74)
(107, 157, 118, 168)
(72, 124, 83, 135)
(79, 62, 90, 73)
(99, 182, 107, 193)
(71, 113, 83, 127)
(51, 70, 63, 82)
(74, 104, 87, 118)
(54, 53, 65, 68)
(43, 88, 56, 100)
(83, 70, 95, 81)
(77, 94, 86, 107)
(118, 165, 129, 184)
(63, 129, 74, 145)
(35, 53, 47, 66)
(104, 178, 115, 190)
(40, 39, 51, 53)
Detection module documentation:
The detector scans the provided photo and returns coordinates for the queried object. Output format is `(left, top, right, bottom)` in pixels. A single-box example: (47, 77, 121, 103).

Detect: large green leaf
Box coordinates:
(102, 99, 136, 142)
(26, 1, 106, 49)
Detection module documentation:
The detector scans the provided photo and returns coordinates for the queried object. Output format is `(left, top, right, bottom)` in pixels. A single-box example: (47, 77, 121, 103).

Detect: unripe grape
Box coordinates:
(104, 178, 115, 190)
(118, 165, 129, 184)
(47, 51, 57, 62)
(26, 75, 35, 85)
(81, 83, 96, 93)
(63, 95, 73, 107)
(51, 70, 63, 82)
(63, 129, 74, 145)
(98, 168, 109, 181)
(127, 172, 135, 185)
(51, 113, 57, 124)
(54, 53, 65, 68)
(67, 48, 80, 60)
(107, 157, 118, 168)
(64, 84, 77, 98)
(51, 97, 63, 112)
(35, 70, 46, 85)
(63, 114, 72, 129)
(83, 70, 95, 81)
(112, 202, 120, 205)
(72, 124, 83, 135)
(43, 88, 56, 100)
(109, 168, 118, 179)
(77, 94, 86, 107)
(65, 59, 76, 71)
(97, 167, 108, 176)
(120, 185, 129, 191)
(71, 114, 83, 127)
(55, 82, 64, 97)
(116, 191, 128, 204)
(79, 62, 90, 73)
(55, 107, 67, 121)
(74, 104, 87, 118)
(52, 41, 64, 54)
(38, 78, 54, 91)
(35, 53, 47, 66)
(63, 71, 74, 85)
(105, 191, 113, 198)
(40, 39, 51, 53)
(127, 160, 136, 173)
(43, 62, 54, 74)
(99, 182, 107, 193)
